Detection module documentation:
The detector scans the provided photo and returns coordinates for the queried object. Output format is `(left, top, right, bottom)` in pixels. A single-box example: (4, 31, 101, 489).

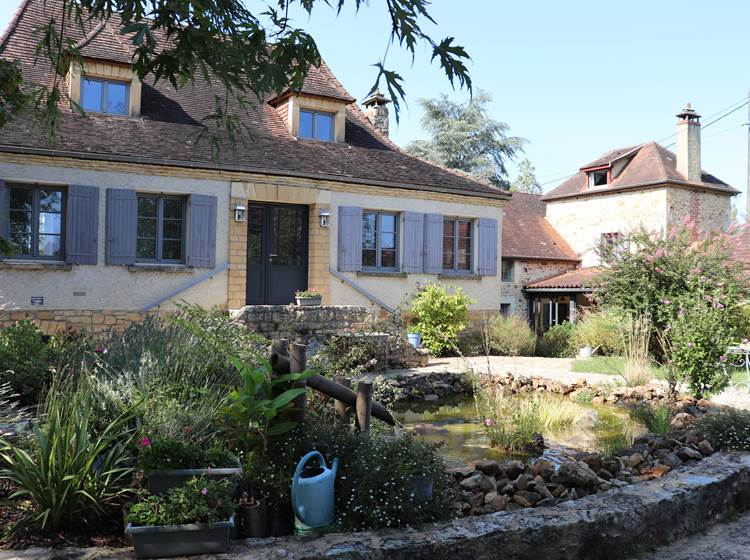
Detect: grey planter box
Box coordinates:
(126, 515, 235, 558)
(295, 296, 322, 306)
(146, 467, 243, 495)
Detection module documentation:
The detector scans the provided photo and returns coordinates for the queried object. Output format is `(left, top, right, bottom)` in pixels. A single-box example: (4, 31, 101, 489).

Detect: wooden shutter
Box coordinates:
(0, 180, 8, 250)
(186, 194, 217, 268)
(402, 212, 424, 273)
(337, 206, 363, 272)
(106, 188, 137, 265)
(65, 185, 99, 265)
(423, 213, 443, 274)
(478, 217, 498, 276)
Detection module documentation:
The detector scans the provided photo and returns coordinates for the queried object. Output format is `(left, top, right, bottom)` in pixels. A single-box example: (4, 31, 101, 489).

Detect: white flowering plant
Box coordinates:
(697, 409, 750, 451)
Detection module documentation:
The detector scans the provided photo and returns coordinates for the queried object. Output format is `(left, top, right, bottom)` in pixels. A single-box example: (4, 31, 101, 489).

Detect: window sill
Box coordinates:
(127, 263, 191, 273)
(357, 270, 407, 279)
(0, 259, 72, 271)
(438, 273, 482, 281)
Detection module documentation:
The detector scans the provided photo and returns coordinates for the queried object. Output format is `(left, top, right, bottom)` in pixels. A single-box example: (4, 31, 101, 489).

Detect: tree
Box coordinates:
(0, 0, 472, 146)
(405, 90, 525, 188)
(510, 158, 541, 194)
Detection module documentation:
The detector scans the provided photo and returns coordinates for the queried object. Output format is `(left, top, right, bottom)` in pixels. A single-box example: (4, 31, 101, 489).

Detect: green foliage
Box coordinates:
(537, 321, 575, 358)
(487, 314, 535, 356)
(510, 158, 542, 194)
(245, 423, 454, 531)
(140, 437, 237, 471)
(628, 403, 672, 435)
(2, 0, 471, 144)
(410, 282, 473, 355)
(475, 385, 585, 452)
(0, 235, 17, 256)
(221, 358, 315, 452)
(0, 381, 29, 440)
(697, 409, 750, 451)
(128, 477, 235, 527)
(0, 319, 52, 405)
(570, 308, 627, 356)
(406, 91, 525, 188)
(309, 334, 378, 378)
(0, 375, 136, 532)
(294, 289, 321, 298)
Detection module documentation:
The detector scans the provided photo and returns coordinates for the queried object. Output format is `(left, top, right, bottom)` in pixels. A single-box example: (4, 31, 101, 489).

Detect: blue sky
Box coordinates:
(1, 1, 748, 213)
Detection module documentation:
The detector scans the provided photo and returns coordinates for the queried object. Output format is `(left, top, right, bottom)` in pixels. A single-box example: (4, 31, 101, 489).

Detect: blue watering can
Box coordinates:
(291, 451, 338, 530)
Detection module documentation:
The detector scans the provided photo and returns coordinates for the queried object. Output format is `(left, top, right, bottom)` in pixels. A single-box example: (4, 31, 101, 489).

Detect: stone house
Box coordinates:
(512, 104, 739, 332)
(0, 0, 505, 335)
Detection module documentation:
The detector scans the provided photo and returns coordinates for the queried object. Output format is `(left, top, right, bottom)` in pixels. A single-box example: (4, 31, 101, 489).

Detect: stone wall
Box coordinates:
(0, 309, 152, 336)
(666, 186, 732, 232)
(501, 258, 579, 318)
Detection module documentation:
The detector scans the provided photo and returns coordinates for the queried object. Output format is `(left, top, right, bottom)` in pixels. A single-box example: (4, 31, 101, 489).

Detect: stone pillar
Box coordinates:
(676, 104, 702, 182)
(227, 196, 248, 309)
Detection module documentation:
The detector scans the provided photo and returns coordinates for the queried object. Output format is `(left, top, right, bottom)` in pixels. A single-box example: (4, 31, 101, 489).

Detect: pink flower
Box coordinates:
(655, 267, 663, 273)
(645, 255, 655, 263)
(687, 342, 695, 349)
(720, 355, 727, 362)
(662, 299, 671, 305)
(139, 437, 151, 447)
(699, 275, 707, 283)
(484, 418, 495, 427)
(183, 426, 192, 434)
(201, 487, 208, 496)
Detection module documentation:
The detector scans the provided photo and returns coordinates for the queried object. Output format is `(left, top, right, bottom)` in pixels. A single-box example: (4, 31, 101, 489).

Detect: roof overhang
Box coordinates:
(523, 287, 592, 293)
(502, 254, 581, 263)
(543, 179, 739, 202)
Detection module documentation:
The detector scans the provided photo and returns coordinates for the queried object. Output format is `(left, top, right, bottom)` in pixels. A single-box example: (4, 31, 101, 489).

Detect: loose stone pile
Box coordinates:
(452, 423, 716, 516)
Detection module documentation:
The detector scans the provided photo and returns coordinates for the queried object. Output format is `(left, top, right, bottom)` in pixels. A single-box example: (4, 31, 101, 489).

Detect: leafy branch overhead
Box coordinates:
(0, 0, 473, 147)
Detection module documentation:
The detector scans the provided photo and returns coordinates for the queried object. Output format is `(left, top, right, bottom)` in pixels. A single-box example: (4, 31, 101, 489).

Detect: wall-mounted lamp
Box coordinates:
(319, 209, 331, 228)
(234, 203, 247, 222)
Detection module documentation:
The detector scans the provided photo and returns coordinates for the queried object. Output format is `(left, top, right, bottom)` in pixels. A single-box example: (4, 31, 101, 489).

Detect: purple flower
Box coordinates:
(720, 355, 727, 362)
(687, 342, 695, 349)
(662, 298, 671, 305)
(201, 487, 208, 496)
(699, 275, 707, 283)
(138, 437, 151, 447)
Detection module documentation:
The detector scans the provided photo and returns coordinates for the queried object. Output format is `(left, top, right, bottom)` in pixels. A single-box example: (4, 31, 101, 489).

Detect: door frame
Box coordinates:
(245, 202, 309, 305)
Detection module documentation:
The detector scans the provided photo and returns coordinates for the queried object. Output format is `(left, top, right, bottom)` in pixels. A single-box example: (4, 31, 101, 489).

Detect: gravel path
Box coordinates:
(636, 514, 750, 559)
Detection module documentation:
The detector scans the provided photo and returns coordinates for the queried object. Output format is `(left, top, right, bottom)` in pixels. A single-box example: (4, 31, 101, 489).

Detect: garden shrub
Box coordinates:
(410, 282, 473, 355)
(309, 334, 379, 378)
(0, 319, 52, 405)
(628, 403, 671, 435)
(487, 314, 535, 356)
(537, 321, 574, 358)
(245, 423, 454, 531)
(697, 409, 750, 451)
(128, 477, 235, 526)
(139, 437, 237, 471)
(570, 308, 627, 356)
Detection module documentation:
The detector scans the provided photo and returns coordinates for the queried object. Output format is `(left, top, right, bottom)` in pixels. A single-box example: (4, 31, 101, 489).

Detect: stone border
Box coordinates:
(4, 453, 749, 560)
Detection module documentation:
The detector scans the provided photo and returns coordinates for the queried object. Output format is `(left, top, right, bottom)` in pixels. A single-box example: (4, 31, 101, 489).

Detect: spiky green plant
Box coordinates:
(628, 403, 672, 435)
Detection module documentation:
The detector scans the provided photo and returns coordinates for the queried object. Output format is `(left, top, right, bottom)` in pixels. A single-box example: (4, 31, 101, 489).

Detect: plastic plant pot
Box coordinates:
(125, 515, 235, 558)
(295, 296, 322, 307)
(407, 332, 422, 348)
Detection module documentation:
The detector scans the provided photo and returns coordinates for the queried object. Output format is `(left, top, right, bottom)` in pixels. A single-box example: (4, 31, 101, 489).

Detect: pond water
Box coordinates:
(393, 394, 643, 466)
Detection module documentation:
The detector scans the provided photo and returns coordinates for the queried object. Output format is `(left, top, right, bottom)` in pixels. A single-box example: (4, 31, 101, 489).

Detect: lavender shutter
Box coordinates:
(186, 194, 217, 268)
(0, 180, 8, 247)
(106, 188, 137, 265)
(402, 212, 424, 273)
(478, 217, 498, 276)
(65, 185, 99, 264)
(423, 213, 443, 274)
(337, 206, 362, 271)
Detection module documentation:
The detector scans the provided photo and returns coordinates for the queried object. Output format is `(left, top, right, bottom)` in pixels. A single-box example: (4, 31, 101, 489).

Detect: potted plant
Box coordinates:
(140, 437, 242, 495)
(294, 289, 322, 307)
(237, 486, 269, 538)
(125, 477, 236, 558)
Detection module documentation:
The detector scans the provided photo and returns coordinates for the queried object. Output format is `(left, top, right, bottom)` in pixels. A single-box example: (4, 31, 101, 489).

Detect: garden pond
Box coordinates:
(394, 393, 644, 466)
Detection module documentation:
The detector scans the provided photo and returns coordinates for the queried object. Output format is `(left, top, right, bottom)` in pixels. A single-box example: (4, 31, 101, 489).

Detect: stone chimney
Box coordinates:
(363, 90, 391, 137)
(676, 103, 702, 182)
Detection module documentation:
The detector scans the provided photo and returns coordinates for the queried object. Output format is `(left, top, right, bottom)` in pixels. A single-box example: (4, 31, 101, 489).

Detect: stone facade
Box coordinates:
(0, 309, 152, 335)
(501, 258, 579, 318)
(666, 187, 732, 232)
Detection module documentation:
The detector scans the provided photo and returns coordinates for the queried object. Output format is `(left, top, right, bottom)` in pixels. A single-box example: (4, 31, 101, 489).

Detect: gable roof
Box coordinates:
(544, 142, 738, 201)
(0, 0, 507, 201)
(502, 192, 578, 261)
(524, 267, 600, 291)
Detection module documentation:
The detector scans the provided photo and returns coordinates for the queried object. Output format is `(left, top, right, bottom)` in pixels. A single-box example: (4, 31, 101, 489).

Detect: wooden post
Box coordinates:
(270, 339, 289, 374)
(334, 375, 352, 425)
(355, 381, 373, 433)
(289, 342, 307, 423)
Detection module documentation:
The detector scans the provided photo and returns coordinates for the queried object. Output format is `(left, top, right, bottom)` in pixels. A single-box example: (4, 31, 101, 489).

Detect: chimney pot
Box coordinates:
(676, 103, 702, 182)
(363, 89, 391, 137)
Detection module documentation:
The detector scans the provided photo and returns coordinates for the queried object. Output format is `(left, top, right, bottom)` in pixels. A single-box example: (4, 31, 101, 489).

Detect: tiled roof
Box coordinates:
(544, 142, 738, 201)
(502, 192, 578, 261)
(524, 267, 601, 290)
(0, 0, 507, 201)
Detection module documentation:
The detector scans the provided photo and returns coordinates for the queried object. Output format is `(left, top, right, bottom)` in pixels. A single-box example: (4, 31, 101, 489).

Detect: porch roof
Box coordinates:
(524, 267, 601, 292)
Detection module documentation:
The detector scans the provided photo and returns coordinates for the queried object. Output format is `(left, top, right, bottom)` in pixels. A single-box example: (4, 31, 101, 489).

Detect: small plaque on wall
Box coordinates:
(30, 296, 44, 306)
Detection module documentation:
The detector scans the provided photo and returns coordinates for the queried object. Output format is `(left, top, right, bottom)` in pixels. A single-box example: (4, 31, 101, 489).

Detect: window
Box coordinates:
(362, 211, 398, 270)
(299, 109, 334, 141)
(442, 218, 472, 272)
(501, 259, 514, 282)
(500, 303, 512, 317)
(136, 195, 185, 262)
(81, 77, 129, 115)
(8, 185, 65, 259)
(588, 169, 608, 188)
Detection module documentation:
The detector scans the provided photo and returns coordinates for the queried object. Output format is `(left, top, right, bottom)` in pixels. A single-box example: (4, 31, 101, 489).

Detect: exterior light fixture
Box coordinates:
(319, 209, 331, 228)
(234, 203, 247, 222)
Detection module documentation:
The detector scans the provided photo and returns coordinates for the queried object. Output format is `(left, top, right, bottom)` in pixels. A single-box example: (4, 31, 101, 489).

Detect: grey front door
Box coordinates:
(246, 203, 309, 305)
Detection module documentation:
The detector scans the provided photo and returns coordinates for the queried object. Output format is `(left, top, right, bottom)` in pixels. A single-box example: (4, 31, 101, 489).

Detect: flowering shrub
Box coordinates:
(139, 436, 237, 471)
(128, 477, 235, 526)
(410, 282, 473, 355)
(696, 409, 750, 451)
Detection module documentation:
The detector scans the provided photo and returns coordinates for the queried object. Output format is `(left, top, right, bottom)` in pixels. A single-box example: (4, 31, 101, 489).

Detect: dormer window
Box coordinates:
(81, 77, 129, 115)
(299, 109, 335, 141)
(588, 169, 609, 188)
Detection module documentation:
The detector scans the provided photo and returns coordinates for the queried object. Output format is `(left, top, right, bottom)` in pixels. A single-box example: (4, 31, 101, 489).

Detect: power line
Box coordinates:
(664, 101, 748, 148)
